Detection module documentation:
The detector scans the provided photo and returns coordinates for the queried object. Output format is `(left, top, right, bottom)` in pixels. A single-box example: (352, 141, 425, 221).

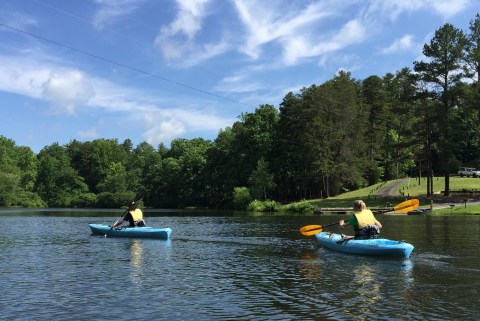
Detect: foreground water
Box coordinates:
(1, 210, 479, 321)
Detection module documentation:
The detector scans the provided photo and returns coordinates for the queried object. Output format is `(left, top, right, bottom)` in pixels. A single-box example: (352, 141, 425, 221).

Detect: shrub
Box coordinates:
(11, 191, 46, 208)
(282, 200, 314, 213)
(233, 187, 252, 210)
(247, 199, 279, 212)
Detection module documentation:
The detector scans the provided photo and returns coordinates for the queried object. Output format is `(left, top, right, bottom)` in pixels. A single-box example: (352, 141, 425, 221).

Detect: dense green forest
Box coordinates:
(2, 16, 480, 209)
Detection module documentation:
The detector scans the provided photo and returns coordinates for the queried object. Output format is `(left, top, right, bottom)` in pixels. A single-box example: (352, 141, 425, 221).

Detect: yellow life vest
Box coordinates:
(129, 208, 143, 222)
(353, 209, 375, 228)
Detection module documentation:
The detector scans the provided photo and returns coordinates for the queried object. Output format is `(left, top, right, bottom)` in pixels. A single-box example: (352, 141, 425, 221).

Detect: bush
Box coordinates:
(247, 199, 279, 212)
(233, 187, 252, 210)
(281, 200, 314, 213)
(11, 191, 46, 208)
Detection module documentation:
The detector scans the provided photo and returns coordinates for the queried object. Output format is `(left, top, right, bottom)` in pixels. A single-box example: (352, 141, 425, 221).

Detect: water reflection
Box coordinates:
(1, 213, 479, 320)
(401, 259, 413, 284)
(130, 240, 143, 268)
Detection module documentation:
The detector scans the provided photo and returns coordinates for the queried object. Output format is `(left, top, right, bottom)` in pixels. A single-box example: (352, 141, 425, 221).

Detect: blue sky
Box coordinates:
(1, 0, 479, 153)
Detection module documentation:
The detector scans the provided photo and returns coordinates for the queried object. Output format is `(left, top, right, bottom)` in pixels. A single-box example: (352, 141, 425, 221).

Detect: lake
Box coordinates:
(1, 210, 479, 321)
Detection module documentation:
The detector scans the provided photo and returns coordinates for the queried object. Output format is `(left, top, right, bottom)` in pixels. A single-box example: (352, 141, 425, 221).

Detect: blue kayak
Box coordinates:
(89, 224, 171, 240)
(315, 232, 414, 258)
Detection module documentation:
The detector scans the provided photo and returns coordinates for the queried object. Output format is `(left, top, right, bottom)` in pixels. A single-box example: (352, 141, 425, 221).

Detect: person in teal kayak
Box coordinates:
(339, 200, 382, 240)
(112, 203, 145, 228)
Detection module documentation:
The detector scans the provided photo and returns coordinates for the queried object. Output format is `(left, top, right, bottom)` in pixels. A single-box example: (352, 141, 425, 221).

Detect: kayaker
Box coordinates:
(113, 203, 146, 228)
(339, 200, 382, 240)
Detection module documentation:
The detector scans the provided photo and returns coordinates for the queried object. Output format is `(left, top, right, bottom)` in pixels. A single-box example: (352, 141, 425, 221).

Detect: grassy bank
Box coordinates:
(281, 177, 480, 215)
(398, 176, 480, 197)
(428, 203, 480, 215)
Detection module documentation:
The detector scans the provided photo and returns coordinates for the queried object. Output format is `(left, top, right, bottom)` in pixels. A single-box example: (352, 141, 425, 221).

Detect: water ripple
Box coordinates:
(1, 215, 479, 320)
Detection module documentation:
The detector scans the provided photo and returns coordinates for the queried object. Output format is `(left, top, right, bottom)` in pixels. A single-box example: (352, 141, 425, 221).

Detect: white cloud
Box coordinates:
(0, 53, 234, 146)
(381, 34, 416, 54)
(154, 0, 474, 74)
(141, 108, 234, 146)
(430, 0, 471, 18)
(0, 55, 45, 98)
(41, 69, 94, 115)
(93, 0, 146, 30)
(155, 0, 221, 62)
(234, 0, 336, 61)
(281, 19, 366, 65)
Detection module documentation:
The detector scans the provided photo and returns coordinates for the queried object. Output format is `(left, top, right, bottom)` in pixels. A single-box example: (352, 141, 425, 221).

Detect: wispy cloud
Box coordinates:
(0, 53, 233, 146)
(154, 0, 474, 72)
(233, 0, 337, 62)
(0, 11, 38, 31)
(154, 0, 229, 65)
(365, 0, 472, 20)
(77, 127, 99, 139)
(93, 0, 146, 30)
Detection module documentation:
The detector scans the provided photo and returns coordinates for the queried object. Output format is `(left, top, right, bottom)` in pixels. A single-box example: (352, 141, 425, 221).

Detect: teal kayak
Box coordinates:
(315, 232, 414, 258)
(89, 224, 171, 240)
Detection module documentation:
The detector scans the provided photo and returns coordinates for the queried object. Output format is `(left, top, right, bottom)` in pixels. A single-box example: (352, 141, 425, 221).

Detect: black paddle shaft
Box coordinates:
(323, 222, 341, 229)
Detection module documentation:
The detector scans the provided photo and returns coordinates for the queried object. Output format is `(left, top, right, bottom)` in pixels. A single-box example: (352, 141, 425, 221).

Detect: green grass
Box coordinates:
(430, 203, 480, 215)
(280, 183, 407, 214)
(399, 176, 480, 197)
(281, 176, 480, 215)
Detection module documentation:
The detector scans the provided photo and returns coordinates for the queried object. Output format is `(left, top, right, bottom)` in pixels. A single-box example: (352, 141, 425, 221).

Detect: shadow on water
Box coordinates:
(0, 207, 251, 217)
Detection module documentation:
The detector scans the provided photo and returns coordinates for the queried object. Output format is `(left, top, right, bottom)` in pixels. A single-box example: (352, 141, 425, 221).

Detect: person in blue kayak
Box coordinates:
(112, 203, 145, 228)
(339, 200, 382, 240)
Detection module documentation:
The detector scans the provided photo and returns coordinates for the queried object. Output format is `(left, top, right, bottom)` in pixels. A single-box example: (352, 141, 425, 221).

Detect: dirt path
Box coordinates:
(376, 179, 408, 197)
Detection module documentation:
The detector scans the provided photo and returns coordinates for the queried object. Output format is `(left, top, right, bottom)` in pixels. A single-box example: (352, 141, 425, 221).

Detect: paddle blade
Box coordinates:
(393, 199, 419, 213)
(300, 225, 323, 236)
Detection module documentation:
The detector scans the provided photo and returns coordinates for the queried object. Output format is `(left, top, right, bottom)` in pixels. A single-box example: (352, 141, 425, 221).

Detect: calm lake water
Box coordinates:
(1, 210, 479, 321)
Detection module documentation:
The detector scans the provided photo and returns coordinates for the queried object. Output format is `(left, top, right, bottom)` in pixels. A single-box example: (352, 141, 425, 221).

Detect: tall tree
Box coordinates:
(464, 14, 480, 164)
(414, 23, 468, 196)
(275, 92, 306, 200)
(310, 71, 365, 196)
(361, 75, 390, 184)
(382, 69, 418, 180)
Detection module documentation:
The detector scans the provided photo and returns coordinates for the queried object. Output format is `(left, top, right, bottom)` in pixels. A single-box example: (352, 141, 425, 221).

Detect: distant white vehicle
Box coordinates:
(458, 167, 480, 177)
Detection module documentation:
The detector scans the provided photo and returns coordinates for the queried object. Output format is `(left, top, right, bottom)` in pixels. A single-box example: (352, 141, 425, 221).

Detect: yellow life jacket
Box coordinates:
(353, 209, 375, 228)
(129, 208, 143, 222)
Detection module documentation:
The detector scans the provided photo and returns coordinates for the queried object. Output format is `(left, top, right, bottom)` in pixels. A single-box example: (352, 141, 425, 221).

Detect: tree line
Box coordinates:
(2, 16, 480, 209)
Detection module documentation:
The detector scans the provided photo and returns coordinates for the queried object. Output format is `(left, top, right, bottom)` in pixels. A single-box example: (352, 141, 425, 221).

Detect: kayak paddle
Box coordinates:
(388, 198, 419, 213)
(300, 222, 340, 236)
(299, 199, 420, 236)
(105, 190, 144, 238)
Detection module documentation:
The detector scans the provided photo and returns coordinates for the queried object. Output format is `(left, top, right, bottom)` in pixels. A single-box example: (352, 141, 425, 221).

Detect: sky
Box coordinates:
(1, 0, 480, 153)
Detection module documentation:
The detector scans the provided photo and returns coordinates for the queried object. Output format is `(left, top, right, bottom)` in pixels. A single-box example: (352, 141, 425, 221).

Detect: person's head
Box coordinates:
(129, 203, 137, 211)
(352, 200, 366, 212)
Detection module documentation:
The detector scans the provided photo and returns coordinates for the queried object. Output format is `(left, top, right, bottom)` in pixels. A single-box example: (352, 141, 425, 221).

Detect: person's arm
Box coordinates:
(339, 220, 350, 227)
(113, 218, 126, 227)
(375, 220, 382, 228)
